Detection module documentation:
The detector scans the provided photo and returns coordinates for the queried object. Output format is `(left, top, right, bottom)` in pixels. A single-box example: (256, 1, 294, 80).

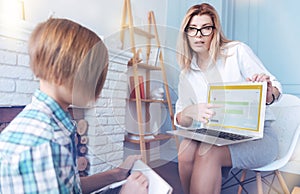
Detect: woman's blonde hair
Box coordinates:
(176, 3, 231, 70)
(29, 18, 108, 101)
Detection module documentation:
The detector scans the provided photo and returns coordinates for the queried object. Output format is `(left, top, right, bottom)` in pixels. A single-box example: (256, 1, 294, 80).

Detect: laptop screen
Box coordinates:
(207, 82, 266, 134)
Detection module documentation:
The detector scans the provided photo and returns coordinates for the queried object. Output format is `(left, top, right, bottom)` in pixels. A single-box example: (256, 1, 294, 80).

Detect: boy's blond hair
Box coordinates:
(29, 18, 108, 101)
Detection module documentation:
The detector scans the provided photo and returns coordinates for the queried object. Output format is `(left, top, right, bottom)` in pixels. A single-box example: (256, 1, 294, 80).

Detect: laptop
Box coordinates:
(167, 82, 267, 146)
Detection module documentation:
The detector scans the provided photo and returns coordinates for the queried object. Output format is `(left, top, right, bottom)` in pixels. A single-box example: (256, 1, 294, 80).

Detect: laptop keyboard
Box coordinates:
(195, 128, 251, 141)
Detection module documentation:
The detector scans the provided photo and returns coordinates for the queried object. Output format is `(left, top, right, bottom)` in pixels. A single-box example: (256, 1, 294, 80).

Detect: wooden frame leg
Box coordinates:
(275, 170, 290, 194)
(256, 172, 263, 194)
(237, 169, 247, 194)
(145, 142, 151, 163)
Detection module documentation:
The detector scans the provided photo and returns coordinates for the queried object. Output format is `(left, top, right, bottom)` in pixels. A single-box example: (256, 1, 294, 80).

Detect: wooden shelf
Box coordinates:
(136, 63, 161, 70)
(125, 133, 173, 144)
(128, 98, 167, 103)
(121, 1, 178, 163)
(128, 63, 161, 70)
(122, 25, 155, 39)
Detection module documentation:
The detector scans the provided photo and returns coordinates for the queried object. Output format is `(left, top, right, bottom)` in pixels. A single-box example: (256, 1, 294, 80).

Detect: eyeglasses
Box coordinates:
(185, 26, 215, 37)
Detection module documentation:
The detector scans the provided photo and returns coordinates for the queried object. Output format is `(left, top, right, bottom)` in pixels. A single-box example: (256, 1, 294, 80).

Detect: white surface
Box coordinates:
(253, 94, 300, 173)
(131, 160, 173, 194)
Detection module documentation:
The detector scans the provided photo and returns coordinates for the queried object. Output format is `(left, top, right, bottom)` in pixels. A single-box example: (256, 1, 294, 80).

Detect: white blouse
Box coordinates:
(175, 41, 282, 126)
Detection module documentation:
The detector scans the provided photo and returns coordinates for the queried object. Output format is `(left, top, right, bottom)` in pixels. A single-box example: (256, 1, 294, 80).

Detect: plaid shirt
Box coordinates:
(0, 90, 81, 194)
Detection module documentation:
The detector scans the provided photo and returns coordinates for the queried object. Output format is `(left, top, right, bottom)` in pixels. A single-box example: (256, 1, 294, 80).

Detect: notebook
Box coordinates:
(92, 160, 173, 194)
(167, 82, 267, 146)
(131, 160, 173, 194)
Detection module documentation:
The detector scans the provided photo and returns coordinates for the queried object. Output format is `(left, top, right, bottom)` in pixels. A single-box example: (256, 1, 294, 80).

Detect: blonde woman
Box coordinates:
(175, 3, 282, 194)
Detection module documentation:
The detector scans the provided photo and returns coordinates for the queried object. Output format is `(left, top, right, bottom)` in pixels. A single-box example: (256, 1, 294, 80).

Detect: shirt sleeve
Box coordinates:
(175, 71, 197, 114)
(236, 42, 282, 120)
(237, 42, 282, 94)
(174, 72, 189, 128)
(174, 71, 203, 129)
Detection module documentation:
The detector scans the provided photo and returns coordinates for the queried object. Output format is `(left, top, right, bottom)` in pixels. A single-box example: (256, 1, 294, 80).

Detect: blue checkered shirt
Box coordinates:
(0, 90, 81, 193)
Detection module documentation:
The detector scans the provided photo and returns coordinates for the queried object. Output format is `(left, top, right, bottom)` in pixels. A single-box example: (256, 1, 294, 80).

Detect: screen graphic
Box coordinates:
(208, 85, 263, 132)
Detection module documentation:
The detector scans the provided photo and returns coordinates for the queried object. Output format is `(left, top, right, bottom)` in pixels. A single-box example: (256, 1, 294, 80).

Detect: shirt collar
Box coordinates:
(190, 55, 202, 71)
(189, 54, 219, 72)
(33, 89, 76, 136)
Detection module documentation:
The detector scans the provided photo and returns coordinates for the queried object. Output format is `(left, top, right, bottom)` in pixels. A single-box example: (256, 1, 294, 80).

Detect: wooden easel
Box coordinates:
(120, 0, 179, 163)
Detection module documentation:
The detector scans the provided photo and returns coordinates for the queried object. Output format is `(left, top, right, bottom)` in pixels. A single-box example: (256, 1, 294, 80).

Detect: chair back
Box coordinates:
(270, 94, 300, 168)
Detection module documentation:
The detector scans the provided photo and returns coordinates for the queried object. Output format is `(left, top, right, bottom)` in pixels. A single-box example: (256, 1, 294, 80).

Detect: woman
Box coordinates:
(175, 3, 282, 194)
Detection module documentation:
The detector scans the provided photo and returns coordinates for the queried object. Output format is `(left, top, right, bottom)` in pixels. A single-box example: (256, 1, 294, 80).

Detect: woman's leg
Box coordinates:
(178, 139, 198, 194)
(190, 144, 232, 194)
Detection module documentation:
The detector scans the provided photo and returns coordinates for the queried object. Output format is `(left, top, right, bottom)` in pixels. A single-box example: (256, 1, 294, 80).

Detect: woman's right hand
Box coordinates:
(182, 103, 218, 124)
(120, 172, 148, 194)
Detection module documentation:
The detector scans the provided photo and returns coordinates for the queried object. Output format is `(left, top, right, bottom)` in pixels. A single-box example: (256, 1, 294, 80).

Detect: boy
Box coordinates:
(0, 18, 148, 194)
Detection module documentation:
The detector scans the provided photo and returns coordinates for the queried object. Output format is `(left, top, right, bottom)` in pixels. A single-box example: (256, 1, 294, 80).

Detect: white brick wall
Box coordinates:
(0, 20, 132, 175)
(0, 21, 38, 106)
(85, 49, 132, 174)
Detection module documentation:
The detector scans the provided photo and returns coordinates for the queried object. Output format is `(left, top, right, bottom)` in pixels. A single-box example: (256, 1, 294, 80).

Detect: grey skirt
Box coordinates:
(229, 121, 278, 169)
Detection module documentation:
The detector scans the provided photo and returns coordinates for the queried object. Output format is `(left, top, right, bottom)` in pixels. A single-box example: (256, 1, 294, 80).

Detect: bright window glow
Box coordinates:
(0, 0, 24, 24)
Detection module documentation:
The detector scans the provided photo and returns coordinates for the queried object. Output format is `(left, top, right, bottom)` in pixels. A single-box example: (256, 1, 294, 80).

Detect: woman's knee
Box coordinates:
(195, 145, 232, 166)
(178, 139, 198, 163)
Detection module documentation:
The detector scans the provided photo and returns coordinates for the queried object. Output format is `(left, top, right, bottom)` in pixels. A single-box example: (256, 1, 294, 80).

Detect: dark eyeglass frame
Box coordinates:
(185, 26, 215, 37)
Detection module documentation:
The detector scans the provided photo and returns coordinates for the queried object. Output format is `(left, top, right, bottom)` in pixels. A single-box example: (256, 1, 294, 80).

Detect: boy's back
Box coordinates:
(0, 17, 149, 194)
(0, 90, 81, 193)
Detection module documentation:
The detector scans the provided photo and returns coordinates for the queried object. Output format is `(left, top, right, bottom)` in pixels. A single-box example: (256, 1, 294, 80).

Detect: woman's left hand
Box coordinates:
(246, 73, 274, 103)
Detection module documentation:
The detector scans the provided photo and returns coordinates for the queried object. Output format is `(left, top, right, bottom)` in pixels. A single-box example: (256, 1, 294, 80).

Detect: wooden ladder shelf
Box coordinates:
(120, 0, 179, 163)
